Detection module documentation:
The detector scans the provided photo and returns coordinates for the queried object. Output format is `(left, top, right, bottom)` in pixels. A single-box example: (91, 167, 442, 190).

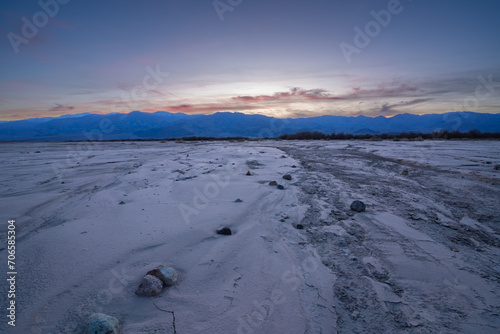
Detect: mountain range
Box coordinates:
(0, 111, 499, 141)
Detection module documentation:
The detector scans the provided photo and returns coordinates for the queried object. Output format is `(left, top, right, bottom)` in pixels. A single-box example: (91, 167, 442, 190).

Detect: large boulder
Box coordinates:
(135, 274, 164, 296)
(86, 313, 119, 334)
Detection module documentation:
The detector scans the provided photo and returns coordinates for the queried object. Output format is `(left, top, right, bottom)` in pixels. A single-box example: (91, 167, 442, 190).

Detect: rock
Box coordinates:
(294, 224, 304, 230)
(283, 174, 292, 180)
(401, 170, 409, 175)
(35, 151, 41, 153)
(86, 313, 119, 334)
(148, 266, 179, 286)
(350, 200, 366, 212)
(216, 227, 232, 235)
(234, 198, 243, 203)
(269, 181, 278, 186)
(495, 165, 500, 170)
(135, 274, 164, 296)
(291, 165, 297, 168)
(277, 185, 285, 190)
(246, 171, 252, 176)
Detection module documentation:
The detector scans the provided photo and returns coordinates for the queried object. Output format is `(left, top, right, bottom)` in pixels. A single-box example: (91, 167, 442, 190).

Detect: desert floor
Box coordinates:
(0, 140, 499, 333)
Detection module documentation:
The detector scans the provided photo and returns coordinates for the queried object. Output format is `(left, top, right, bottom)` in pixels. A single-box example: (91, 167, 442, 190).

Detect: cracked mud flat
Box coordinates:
(278, 140, 500, 334)
(0, 140, 499, 333)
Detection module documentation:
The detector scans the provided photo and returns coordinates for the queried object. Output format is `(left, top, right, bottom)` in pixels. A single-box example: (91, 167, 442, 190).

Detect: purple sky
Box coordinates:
(1, 0, 499, 120)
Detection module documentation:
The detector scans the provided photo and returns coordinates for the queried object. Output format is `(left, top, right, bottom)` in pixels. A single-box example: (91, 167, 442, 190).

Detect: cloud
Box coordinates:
(378, 98, 433, 115)
(232, 87, 344, 103)
(49, 103, 75, 112)
(147, 103, 262, 114)
(348, 82, 420, 99)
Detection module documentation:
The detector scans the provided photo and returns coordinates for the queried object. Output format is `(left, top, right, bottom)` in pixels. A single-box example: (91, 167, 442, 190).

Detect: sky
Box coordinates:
(1, 0, 499, 120)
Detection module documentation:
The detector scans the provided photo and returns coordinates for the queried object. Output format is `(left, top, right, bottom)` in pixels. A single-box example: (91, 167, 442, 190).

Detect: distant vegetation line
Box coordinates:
(66, 130, 500, 142)
(277, 129, 500, 140)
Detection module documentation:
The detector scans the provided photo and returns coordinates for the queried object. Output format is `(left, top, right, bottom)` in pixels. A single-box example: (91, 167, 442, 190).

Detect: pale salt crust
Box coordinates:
(0, 140, 498, 333)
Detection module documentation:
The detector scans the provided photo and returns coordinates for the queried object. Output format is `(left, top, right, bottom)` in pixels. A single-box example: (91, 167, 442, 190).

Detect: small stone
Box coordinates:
(291, 165, 297, 168)
(216, 227, 232, 235)
(86, 313, 119, 334)
(401, 170, 409, 175)
(283, 174, 292, 180)
(234, 198, 243, 203)
(350, 200, 366, 212)
(148, 266, 179, 286)
(246, 171, 252, 176)
(277, 185, 285, 190)
(119, 201, 125, 205)
(135, 274, 163, 296)
(295, 224, 304, 230)
(269, 181, 278, 186)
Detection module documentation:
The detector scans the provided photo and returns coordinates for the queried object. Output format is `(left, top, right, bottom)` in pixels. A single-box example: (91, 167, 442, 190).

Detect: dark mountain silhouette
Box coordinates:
(0, 111, 499, 141)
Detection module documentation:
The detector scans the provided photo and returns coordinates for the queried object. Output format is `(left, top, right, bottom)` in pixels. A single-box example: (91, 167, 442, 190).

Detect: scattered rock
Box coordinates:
(35, 151, 41, 153)
(281, 155, 287, 158)
(216, 227, 232, 235)
(135, 274, 163, 296)
(294, 224, 304, 230)
(277, 185, 285, 190)
(283, 174, 292, 180)
(350, 200, 366, 212)
(234, 198, 243, 203)
(119, 201, 125, 205)
(246, 171, 252, 176)
(147, 266, 178, 286)
(291, 165, 297, 168)
(495, 165, 500, 170)
(401, 170, 409, 175)
(269, 180, 278, 186)
(86, 313, 119, 334)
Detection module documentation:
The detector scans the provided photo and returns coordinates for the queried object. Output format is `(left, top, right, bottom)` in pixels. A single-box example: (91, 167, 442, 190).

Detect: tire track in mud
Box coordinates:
(278, 142, 500, 334)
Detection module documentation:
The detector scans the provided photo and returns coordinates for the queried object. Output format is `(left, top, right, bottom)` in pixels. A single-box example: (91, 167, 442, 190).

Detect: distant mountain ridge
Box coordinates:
(0, 111, 499, 141)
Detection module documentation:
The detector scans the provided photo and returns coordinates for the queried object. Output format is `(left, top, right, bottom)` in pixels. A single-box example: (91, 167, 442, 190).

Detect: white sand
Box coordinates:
(0, 141, 334, 333)
(0, 140, 499, 333)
